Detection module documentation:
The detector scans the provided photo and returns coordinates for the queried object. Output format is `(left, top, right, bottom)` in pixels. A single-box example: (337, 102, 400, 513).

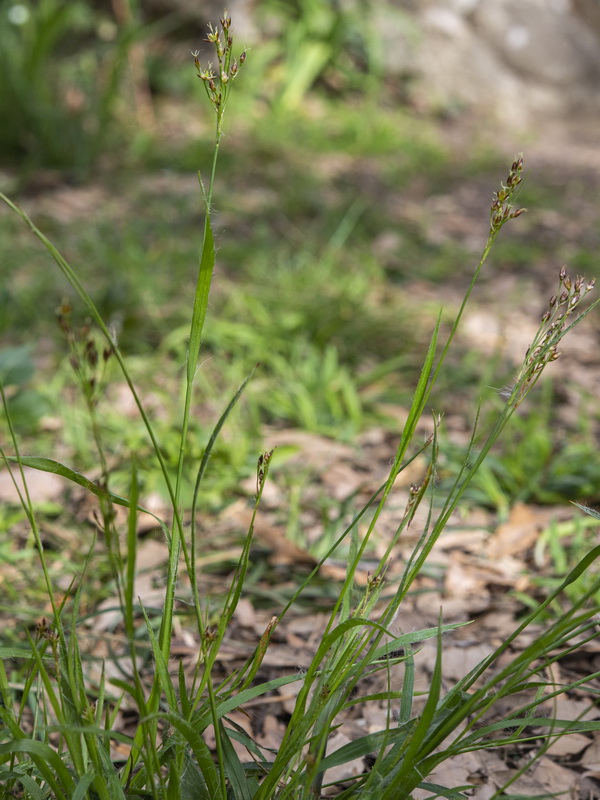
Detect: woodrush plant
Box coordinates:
(1, 12, 600, 800)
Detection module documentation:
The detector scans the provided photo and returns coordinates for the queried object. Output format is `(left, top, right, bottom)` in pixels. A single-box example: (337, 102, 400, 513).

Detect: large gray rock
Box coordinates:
(473, 0, 600, 86)
(572, 0, 600, 36)
(385, 0, 600, 121)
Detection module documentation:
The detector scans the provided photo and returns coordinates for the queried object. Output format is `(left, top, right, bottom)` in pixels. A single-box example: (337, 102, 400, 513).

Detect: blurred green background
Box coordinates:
(2, 0, 600, 517)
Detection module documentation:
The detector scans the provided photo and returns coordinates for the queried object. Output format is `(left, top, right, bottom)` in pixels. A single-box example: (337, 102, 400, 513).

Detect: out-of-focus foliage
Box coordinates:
(0, 0, 155, 176)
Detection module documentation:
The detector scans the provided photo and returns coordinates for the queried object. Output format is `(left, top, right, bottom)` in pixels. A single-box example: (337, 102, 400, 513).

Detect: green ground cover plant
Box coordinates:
(515, 513, 600, 618)
(0, 0, 142, 177)
(256, 0, 383, 109)
(2, 12, 600, 799)
(441, 379, 600, 516)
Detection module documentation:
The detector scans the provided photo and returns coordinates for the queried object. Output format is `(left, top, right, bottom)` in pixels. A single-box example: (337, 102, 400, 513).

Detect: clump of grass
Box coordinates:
(1, 13, 600, 800)
(0, 0, 150, 179)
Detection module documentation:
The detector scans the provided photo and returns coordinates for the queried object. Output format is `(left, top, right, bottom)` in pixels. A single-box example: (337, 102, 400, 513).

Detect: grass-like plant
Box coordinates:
(257, 0, 383, 109)
(1, 12, 600, 799)
(0, 0, 153, 179)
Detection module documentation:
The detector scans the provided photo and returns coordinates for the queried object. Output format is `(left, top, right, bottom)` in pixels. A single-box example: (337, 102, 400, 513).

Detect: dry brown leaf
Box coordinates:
(233, 597, 257, 628)
(485, 502, 542, 558)
(414, 587, 487, 619)
(238, 475, 284, 507)
(515, 755, 579, 796)
(260, 644, 314, 669)
(546, 732, 591, 757)
(419, 642, 494, 682)
(445, 553, 491, 597)
(320, 462, 365, 500)
(135, 538, 169, 571)
(321, 732, 364, 794)
(433, 528, 489, 555)
(392, 454, 429, 489)
(413, 751, 488, 800)
(255, 713, 287, 752)
(229, 504, 316, 566)
(0, 466, 64, 504)
(581, 731, 600, 771)
(223, 711, 254, 760)
(551, 694, 600, 723)
(263, 427, 355, 469)
(319, 561, 371, 585)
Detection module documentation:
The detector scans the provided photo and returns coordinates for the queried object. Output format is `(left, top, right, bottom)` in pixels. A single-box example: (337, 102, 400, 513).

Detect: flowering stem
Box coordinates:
(161, 9, 246, 687)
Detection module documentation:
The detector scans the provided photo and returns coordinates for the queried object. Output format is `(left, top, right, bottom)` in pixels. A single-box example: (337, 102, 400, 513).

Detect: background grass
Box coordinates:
(3, 5, 600, 797)
(2, 0, 600, 632)
(0, 0, 599, 648)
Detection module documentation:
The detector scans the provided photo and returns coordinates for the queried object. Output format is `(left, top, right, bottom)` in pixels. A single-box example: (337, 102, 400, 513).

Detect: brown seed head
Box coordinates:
(85, 341, 98, 367)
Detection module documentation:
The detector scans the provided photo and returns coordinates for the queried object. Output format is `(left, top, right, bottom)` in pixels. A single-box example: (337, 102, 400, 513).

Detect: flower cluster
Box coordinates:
(56, 300, 113, 407)
(256, 448, 274, 497)
(490, 155, 526, 233)
(192, 11, 245, 123)
(507, 266, 595, 407)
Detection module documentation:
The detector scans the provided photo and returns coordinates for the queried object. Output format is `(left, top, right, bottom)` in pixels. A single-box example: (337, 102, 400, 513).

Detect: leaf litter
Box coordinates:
(1, 295, 599, 798)
(3, 414, 599, 796)
(3, 127, 600, 796)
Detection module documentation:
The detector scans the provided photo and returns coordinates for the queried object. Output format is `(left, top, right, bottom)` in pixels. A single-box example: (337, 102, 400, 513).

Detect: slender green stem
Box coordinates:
(165, 128, 222, 674)
(174, 136, 221, 503)
(0, 386, 59, 627)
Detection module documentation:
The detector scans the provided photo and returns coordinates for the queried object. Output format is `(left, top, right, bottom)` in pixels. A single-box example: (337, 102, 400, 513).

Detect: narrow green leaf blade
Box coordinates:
(0, 770, 47, 800)
(187, 213, 215, 384)
(71, 772, 95, 800)
(6, 455, 167, 533)
(0, 740, 74, 799)
(219, 721, 253, 800)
